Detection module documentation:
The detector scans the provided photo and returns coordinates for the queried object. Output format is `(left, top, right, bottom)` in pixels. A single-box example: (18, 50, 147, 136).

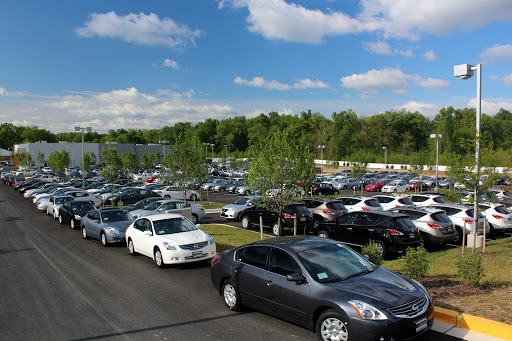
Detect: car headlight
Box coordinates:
(74, 214, 82, 220)
(162, 241, 177, 250)
(207, 234, 215, 245)
(105, 227, 118, 234)
(348, 300, 387, 320)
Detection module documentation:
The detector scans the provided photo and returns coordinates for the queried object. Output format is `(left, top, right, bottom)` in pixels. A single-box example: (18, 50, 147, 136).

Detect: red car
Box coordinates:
(146, 175, 160, 183)
(408, 182, 430, 191)
(365, 180, 388, 192)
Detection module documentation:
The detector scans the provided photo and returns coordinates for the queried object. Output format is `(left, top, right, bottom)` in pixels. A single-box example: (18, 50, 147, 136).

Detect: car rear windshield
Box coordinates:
(390, 217, 416, 231)
(433, 197, 447, 204)
(495, 206, 511, 215)
(431, 212, 451, 223)
(466, 209, 484, 219)
(364, 199, 381, 207)
(398, 197, 414, 205)
(284, 205, 310, 215)
(326, 202, 346, 211)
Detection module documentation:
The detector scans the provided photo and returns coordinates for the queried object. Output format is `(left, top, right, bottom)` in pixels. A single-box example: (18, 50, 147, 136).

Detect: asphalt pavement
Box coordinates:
(0, 185, 469, 341)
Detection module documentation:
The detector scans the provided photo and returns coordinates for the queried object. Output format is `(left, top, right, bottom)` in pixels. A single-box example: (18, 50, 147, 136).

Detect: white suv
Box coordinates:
(479, 202, 512, 234)
(335, 196, 383, 212)
(431, 204, 489, 243)
(373, 194, 415, 211)
(409, 193, 448, 206)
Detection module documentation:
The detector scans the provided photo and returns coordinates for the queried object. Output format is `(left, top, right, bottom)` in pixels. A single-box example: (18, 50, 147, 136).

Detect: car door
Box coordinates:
(349, 212, 377, 246)
(61, 202, 72, 223)
(233, 246, 269, 308)
(129, 218, 152, 257)
(329, 212, 358, 241)
(261, 248, 310, 325)
(85, 211, 101, 239)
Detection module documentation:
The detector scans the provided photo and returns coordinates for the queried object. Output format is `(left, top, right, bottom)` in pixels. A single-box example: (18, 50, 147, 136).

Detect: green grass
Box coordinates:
(200, 224, 271, 252)
(196, 201, 225, 209)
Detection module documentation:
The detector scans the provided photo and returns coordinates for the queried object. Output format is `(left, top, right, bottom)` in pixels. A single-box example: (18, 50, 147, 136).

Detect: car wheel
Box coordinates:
(191, 214, 199, 224)
(394, 189, 397, 193)
(343, 185, 347, 190)
(244, 190, 250, 196)
(317, 191, 323, 196)
(222, 279, 242, 311)
(154, 248, 165, 268)
(164, 195, 170, 198)
(58, 215, 63, 224)
(117, 199, 124, 206)
(454, 226, 463, 245)
(419, 232, 431, 248)
(190, 194, 197, 201)
(128, 239, 137, 256)
(405, 188, 410, 192)
(53, 210, 58, 220)
(317, 230, 330, 239)
(241, 216, 251, 229)
(272, 222, 281, 236)
(373, 240, 387, 259)
(335, 190, 339, 195)
(70, 219, 76, 229)
(101, 232, 108, 247)
(220, 187, 225, 192)
(82, 227, 88, 239)
(316, 309, 350, 341)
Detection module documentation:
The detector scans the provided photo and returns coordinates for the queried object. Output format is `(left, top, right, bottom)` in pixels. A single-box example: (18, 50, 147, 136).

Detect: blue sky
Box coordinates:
(1, 0, 512, 133)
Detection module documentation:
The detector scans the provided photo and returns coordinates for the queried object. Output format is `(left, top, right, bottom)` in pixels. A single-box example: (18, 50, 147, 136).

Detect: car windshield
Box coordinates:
(297, 243, 374, 283)
(101, 210, 133, 222)
(234, 197, 251, 205)
(72, 202, 96, 212)
(153, 217, 197, 235)
(143, 202, 163, 210)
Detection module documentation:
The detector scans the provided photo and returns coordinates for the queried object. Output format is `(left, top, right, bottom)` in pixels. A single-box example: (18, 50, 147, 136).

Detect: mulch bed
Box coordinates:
(421, 277, 492, 300)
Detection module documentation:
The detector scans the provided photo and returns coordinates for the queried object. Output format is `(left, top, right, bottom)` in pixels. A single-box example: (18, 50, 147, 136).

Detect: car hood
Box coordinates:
(157, 229, 208, 245)
(324, 267, 423, 308)
(222, 203, 243, 210)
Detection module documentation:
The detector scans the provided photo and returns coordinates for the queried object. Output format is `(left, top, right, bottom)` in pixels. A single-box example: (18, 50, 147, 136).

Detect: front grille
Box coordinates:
(387, 294, 428, 318)
(180, 241, 208, 250)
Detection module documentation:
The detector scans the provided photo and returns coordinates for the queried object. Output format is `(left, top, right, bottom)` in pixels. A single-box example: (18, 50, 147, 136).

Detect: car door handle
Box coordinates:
(234, 268, 240, 273)
(266, 281, 273, 287)
(346, 228, 352, 231)
(368, 229, 374, 232)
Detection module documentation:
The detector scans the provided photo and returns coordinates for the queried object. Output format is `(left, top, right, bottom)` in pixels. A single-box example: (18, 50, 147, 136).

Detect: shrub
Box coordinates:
(361, 240, 383, 266)
(400, 246, 430, 280)
(456, 253, 485, 288)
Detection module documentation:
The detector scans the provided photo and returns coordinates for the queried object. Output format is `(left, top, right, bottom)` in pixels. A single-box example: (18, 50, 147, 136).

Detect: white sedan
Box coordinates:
(152, 186, 199, 201)
(381, 181, 410, 193)
(125, 214, 216, 267)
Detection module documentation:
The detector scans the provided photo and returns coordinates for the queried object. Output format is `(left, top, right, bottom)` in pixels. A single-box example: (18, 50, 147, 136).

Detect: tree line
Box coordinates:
(3, 106, 512, 167)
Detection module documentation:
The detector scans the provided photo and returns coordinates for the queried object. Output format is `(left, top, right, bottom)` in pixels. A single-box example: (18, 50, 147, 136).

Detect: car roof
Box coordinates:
(248, 236, 340, 253)
(391, 206, 444, 214)
(143, 213, 190, 221)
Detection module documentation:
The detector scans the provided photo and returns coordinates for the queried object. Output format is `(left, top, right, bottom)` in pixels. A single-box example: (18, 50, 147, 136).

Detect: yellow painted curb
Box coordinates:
(434, 306, 512, 340)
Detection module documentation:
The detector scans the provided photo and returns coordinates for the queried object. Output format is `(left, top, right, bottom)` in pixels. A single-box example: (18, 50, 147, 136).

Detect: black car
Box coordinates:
(239, 202, 313, 236)
(106, 187, 159, 206)
(313, 211, 421, 258)
(309, 182, 340, 196)
(211, 236, 434, 341)
(58, 200, 97, 229)
(124, 197, 165, 212)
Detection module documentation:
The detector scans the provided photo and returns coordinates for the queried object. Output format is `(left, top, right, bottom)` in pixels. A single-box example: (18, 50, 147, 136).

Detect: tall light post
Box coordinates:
(211, 144, 215, 161)
(430, 134, 443, 191)
(224, 144, 228, 160)
(454, 63, 482, 246)
(318, 145, 326, 175)
(75, 126, 92, 188)
(382, 146, 387, 166)
(203, 143, 210, 161)
(159, 140, 169, 163)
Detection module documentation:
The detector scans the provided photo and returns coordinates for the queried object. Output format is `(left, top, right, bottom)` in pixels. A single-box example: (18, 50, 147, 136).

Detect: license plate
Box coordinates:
(415, 317, 427, 333)
(300, 217, 306, 222)
(192, 251, 203, 258)
(409, 233, 415, 238)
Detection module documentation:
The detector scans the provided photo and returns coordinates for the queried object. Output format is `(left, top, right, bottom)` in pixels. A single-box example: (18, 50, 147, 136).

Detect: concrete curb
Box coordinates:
(434, 307, 512, 340)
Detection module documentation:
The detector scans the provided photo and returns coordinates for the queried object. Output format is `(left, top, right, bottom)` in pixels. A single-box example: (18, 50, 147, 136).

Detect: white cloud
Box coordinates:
(340, 67, 449, 95)
(480, 44, 512, 63)
(400, 101, 440, 117)
(293, 79, 330, 89)
(397, 49, 413, 57)
(234, 76, 291, 90)
(75, 12, 204, 48)
(220, 0, 512, 43)
(504, 74, 512, 85)
(424, 50, 439, 61)
(468, 98, 512, 114)
(0, 88, 6, 96)
(362, 41, 392, 55)
(162, 59, 179, 69)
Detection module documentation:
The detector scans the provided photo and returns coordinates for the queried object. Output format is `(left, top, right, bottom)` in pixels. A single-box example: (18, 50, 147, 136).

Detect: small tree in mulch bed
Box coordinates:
(456, 253, 486, 288)
(400, 246, 430, 281)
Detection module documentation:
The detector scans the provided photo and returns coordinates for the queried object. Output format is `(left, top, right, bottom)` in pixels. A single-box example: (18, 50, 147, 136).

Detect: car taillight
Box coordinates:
(361, 207, 370, 210)
(386, 229, 404, 236)
(323, 210, 333, 215)
(492, 215, 503, 219)
(282, 213, 293, 219)
(464, 218, 473, 223)
(211, 254, 221, 266)
(427, 223, 441, 228)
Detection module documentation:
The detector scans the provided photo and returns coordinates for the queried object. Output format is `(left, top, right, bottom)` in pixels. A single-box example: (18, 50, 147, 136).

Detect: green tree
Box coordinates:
(121, 152, 137, 175)
(82, 152, 97, 171)
(100, 147, 122, 180)
(36, 151, 45, 166)
(247, 129, 315, 236)
(140, 152, 155, 169)
(47, 150, 70, 173)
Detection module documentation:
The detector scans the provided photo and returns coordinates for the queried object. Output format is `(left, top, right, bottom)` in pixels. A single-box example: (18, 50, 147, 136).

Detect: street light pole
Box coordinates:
(75, 126, 92, 188)
(203, 143, 209, 161)
(159, 140, 169, 163)
(382, 146, 387, 166)
(430, 134, 443, 192)
(224, 144, 228, 160)
(454, 63, 483, 246)
(318, 145, 326, 175)
(211, 144, 215, 162)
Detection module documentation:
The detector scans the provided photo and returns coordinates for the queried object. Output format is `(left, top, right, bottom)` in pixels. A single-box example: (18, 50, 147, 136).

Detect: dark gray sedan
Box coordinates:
(211, 236, 434, 341)
(81, 208, 134, 246)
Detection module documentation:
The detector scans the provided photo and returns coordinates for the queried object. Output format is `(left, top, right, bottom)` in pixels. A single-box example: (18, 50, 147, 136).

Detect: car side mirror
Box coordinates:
(247, 202, 253, 206)
(286, 273, 306, 283)
(143, 230, 152, 236)
(195, 224, 201, 229)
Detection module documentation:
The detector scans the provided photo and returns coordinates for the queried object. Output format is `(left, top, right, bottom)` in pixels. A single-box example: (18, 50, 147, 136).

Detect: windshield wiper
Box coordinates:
(342, 269, 373, 281)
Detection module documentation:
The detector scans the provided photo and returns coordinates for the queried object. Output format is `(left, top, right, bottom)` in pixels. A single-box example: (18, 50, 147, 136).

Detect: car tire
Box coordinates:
(317, 230, 330, 239)
(419, 232, 431, 248)
(335, 190, 339, 195)
(272, 222, 281, 236)
(222, 279, 242, 311)
(373, 240, 387, 259)
(101, 232, 108, 247)
(220, 188, 225, 192)
(154, 248, 165, 268)
(244, 190, 250, 196)
(82, 227, 88, 239)
(316, 310, 350, 341)
(53, 210, 58, 220)
(164, 195, 170, 198)
(128, 239, 137, 256)
(71, 219, 76, 229)
(317, 191, 323, 196)
(191, 214, 199, 224)
(117, 199, 124, 207)
(405, 188, 410, 192)
(454, 226, 463, 245)
(190, 194, 197, 201)
(241, 216, 251, 229)
(394, 189, 397, 193)
(58, 215, 63, 224)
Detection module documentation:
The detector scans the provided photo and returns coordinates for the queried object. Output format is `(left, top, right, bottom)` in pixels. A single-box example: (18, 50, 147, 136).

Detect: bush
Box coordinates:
(400, 246, 430, 280)
(456, 253, 485, 288)
(361, 240, 383, 266)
